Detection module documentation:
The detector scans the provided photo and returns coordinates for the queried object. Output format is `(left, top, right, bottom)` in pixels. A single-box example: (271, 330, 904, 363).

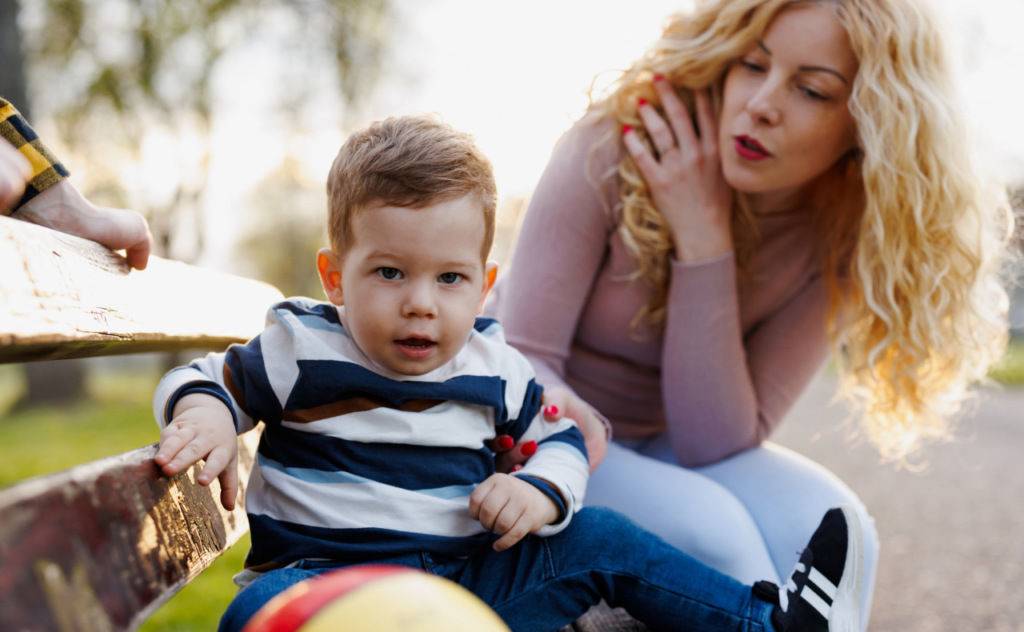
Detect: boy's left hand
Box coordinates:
(469, 474, 560, 551)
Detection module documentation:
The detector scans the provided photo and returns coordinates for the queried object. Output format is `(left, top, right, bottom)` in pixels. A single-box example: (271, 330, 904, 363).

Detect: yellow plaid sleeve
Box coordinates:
(0, 97, 70, 216)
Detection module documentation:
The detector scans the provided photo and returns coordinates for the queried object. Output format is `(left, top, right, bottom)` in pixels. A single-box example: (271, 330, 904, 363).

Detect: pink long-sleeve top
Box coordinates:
(490, 121, 833, 467)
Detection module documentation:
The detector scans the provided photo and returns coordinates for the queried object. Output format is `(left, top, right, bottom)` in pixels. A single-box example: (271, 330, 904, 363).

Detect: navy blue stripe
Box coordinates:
(225, 335, 283, 425)
(286, 360, 505, 413)
(540, 427, 588, 461)
(473, 317, 498, 333)
(167, 381, 238, 430)
(246, 514, 490, 567)
(6, 112, 38, 143)
(517, 475, 567, 520)
(273, 299, 343, 326)
(495, 378, 543, 442)
(259, 424, 494, 490)
(14, 183, 40, 209)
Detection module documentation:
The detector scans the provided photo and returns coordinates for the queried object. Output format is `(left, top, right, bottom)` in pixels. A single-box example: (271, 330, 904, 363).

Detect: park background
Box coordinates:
(1, 0, 1023, 629)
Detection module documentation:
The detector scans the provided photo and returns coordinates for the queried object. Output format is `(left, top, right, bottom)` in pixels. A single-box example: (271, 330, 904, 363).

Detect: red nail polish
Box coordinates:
(498, 436, 514, 450)
(637, 98, 648, 107)
(521, 441, 538, 457)
(544, 405, 559, 416)
(653, 73, 665, 82)
(512, 464, 524, 472)
(622, 124, 632, 135)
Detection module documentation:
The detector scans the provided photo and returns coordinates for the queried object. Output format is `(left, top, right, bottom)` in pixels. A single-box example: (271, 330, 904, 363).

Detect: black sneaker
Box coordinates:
(761, 505, 863, 632)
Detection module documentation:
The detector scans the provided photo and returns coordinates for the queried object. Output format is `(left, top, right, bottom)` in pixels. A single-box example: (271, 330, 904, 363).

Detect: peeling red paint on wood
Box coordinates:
(0, 430, 261, 632)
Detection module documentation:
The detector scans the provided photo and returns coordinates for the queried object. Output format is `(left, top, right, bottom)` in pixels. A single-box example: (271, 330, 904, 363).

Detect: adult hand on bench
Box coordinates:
(491, 387, 609, 475)
(14, 178, 153, 270)
(0, 140, 31, 210)
(155, 393, 240, 511)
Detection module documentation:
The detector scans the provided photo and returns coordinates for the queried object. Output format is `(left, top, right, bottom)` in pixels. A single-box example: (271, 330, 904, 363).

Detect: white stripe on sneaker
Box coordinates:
(808, 566, 838, 600)
(800, 585, 832, 619)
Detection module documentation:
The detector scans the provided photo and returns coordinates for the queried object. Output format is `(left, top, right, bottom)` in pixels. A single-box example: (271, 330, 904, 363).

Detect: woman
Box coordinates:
(489, 0, 1012, 628)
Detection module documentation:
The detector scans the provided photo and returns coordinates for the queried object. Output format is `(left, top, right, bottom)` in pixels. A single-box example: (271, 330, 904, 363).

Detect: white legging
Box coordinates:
(586, 437, 878, 631)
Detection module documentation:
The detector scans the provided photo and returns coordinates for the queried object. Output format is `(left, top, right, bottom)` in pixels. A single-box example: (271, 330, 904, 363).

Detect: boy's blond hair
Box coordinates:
(327, 114, 498, 261)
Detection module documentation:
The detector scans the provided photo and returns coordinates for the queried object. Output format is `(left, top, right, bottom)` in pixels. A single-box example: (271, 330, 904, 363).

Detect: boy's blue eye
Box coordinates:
(439, 272, 461, 284)
(378, 267, 401, 280)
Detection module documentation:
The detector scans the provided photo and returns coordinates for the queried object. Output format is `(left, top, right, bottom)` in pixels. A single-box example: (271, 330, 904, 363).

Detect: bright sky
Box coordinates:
(197, 0, 1024, 272)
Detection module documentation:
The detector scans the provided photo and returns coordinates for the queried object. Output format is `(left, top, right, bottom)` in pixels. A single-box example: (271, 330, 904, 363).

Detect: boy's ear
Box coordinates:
(317, 249, 344, 305)
(477, 261, 498, 315)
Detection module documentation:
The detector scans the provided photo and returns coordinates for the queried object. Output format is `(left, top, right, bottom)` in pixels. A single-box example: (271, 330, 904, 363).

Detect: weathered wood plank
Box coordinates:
(0, 216, 284, 363)
(0, 429, 261, 632)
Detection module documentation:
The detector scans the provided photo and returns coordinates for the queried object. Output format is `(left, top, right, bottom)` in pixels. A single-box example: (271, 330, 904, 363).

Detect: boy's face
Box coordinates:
(318, 193, 497, 376)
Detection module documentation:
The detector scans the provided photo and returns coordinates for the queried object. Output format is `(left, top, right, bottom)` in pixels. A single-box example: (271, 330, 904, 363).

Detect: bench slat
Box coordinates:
(0, 216, 284, 363)
(0, 429, 261, 632)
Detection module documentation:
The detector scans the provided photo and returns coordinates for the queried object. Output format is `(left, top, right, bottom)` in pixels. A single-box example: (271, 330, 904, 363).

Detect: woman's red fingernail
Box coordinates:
(498, 436, 514, 450)
(637, 98, 648, 107)
(512, 464, 524, 472)
(544, 405, 559, 416)
(521, 441, 538, 457)
(654, 73, 664, 82)
(622, 124, 632, 135)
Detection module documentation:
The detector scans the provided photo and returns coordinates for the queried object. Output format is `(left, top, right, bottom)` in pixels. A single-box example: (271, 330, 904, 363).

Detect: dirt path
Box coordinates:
(773, 376, 1024, 631)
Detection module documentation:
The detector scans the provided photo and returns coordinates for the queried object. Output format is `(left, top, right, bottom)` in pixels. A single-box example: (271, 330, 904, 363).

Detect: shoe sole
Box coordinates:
(828, 504, 863, 632)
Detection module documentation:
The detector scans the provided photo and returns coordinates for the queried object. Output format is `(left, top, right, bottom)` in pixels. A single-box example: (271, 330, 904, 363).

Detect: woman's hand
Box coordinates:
(623, 80, 734, 262)
(0, 141, 31, 211)
(492, 387, 608, 475)
(14, 179, 153, 270)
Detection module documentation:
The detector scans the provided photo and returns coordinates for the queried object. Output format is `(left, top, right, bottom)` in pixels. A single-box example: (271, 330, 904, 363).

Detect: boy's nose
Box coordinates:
(402, 283, 438, 319)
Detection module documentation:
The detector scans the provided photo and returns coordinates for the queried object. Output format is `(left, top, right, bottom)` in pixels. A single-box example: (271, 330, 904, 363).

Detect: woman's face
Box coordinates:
(718, 2, 859, 211)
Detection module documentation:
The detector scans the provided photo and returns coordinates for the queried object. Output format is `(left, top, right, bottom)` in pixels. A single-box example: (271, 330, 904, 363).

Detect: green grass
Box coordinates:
(0, 366, 250, 632)
(988, 337, 1024, 385)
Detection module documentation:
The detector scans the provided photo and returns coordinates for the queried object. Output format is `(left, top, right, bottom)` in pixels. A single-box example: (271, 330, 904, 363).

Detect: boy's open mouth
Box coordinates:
(395, 337, 437, 359)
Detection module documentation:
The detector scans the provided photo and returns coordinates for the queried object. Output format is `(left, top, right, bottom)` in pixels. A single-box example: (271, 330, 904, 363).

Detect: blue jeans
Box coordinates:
(220, 507, 775, 632)
(587, 439, 878, 630)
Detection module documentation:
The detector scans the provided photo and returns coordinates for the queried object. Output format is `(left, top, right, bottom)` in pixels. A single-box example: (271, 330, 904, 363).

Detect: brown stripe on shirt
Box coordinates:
(283, 397, 444, 424)
(222, 361, 251, 418)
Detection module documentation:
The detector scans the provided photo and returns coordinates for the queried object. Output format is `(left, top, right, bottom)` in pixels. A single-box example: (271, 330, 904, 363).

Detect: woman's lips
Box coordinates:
(395, 337, 437, 360)
(734, 135, 772, 161)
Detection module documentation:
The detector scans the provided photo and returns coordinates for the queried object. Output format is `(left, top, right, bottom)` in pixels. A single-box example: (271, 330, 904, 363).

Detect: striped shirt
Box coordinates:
(153, 298, 589, 572)
(0, 98, 69, 213)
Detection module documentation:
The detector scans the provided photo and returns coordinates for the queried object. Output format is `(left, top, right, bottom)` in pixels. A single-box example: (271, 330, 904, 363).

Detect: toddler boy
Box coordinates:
(153, 114, 861, 632)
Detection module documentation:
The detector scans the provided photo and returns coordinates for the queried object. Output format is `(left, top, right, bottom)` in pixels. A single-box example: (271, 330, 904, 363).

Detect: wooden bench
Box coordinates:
(0, 215, 644, 631)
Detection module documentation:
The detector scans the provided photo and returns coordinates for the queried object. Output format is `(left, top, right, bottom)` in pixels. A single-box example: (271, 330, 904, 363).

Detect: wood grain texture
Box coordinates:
(0, 429, 262, 632)
(0, 216, 284, 363)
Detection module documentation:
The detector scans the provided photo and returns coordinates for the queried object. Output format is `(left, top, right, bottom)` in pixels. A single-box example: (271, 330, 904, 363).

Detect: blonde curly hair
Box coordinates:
(584, 0, 1014, 461)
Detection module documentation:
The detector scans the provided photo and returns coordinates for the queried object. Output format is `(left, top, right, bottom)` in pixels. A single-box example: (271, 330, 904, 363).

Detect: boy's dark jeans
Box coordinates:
(220, 507, 776, 632)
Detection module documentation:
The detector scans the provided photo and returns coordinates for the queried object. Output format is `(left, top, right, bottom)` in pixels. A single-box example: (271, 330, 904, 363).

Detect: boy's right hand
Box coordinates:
(154, 393, 239, 511)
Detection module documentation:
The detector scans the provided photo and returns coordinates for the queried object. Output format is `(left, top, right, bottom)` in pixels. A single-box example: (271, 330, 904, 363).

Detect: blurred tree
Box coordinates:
(2, 0, 391, 406)
(22, 0, 391, 260)
(238, 155, 328, 299)
(0, 0, 30, 117)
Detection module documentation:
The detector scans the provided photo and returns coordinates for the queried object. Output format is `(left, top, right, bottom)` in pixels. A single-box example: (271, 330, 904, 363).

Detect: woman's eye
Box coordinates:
(439, 272, 462, 284)
(377, 267, 402, 280)
(740, 60, 765, 73)
(801, 87, 827, 101)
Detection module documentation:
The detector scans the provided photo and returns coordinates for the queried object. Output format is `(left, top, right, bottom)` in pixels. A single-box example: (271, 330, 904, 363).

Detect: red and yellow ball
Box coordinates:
(242, 565, 510, 632)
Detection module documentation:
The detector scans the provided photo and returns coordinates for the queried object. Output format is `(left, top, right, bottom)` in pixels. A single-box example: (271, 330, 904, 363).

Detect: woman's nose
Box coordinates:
(747, 81, 783, 127)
